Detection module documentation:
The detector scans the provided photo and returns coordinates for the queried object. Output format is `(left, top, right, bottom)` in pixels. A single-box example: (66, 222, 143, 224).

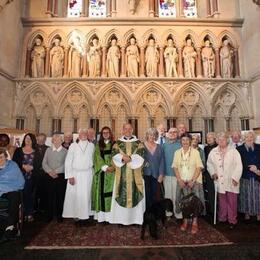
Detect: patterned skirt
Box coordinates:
(238, 178, 260, 215)
(175, 182, 206, 216)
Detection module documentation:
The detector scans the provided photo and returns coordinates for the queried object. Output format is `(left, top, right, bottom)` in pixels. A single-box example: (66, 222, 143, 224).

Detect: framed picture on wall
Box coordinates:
(188, 131, 203, 144)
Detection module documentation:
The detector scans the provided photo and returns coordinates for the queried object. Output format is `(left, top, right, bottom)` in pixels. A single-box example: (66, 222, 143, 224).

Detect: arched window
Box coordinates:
(183, 0, 197, 18)
(158, 0, 177, 17)
(89, 0, 106, 17)
(67, 0, 83, 17)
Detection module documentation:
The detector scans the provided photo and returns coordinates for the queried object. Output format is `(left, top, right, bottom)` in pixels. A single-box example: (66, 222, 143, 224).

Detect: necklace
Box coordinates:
(78, 141, 88, 153)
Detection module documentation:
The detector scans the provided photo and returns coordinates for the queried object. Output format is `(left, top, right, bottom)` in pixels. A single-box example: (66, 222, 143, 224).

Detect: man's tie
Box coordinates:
(160, 136, 163, 145)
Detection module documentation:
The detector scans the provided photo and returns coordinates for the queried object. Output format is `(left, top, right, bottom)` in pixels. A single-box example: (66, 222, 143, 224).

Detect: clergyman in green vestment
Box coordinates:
(109, 123, 145, 225)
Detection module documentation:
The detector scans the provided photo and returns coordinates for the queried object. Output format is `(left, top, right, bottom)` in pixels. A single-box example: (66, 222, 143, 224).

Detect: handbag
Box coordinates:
(179, 189, 204, 218)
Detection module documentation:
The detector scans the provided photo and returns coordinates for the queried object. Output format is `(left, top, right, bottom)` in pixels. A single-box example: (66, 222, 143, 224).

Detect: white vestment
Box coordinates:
(109, 136, 146, 225)
(62, 140, 95, 220)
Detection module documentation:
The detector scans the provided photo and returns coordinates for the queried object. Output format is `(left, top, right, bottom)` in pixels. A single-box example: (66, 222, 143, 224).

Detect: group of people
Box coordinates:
(30, 35, 234, 79)
(0, 124, 260, 240)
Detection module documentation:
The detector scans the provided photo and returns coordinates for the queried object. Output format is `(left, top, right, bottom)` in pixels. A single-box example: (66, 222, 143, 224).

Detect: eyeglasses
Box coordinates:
(168, 131, 177, 134)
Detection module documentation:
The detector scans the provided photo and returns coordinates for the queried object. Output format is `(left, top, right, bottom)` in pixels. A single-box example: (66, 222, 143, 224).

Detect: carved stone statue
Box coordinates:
(128, 0, 137, 14)
(106, 38, 121, 77)
(31, 38, 46, 78)
(145, 38, 159, 77)
(50, 38, 64, 78)
(183, 38, 197, 78)
(88, 38, 102, 77)
(68, 36, 83, 77)
(126, 37, 140, 77)
(220, 39, 233, 78)
(201, 40, 215, 78)
(164, 38, 178, 77)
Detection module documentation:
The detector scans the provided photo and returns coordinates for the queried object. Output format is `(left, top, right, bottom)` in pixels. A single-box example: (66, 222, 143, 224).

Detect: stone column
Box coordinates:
(212, 0, 219, 13)
(85, 0, 89, 17)
(46, 0, 53, 16)
(112, 0, 116, 17)
(25, 49, 32, 77)
(206, 0, 211, 16)
(53, 0, 59, 16)
(177, 47, 184, 78)
(82, 47, 88, 78)
(215, 47, 221, 78)
(102, 46, 107, 77)
(159, 46, 165, 77)
(140, 46, 145, 77)
(120, 46, 126, 77)
(45, 47, 50, 77)
(106, 0, 112, 17)
(149, 0, 155, 17)
(225, 117, 230, 131)
(234, 48, 240, 78)
(63, 47, 69, 78)
(196, 47, 202, 78)
(81, 0, 86, 16)
(52, 118, 61, 133)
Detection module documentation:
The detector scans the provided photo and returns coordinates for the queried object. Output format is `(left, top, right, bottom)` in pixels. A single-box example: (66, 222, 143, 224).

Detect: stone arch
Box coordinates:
(85, 29, 101, 45)
(182, 30, 200, 48)
(161, 29, 181, 48)
(134, 82, 172, 115)
(57, 82, 93, 116)
(95, 82, 132, 114)
(174, 82, 209, 116)
(103, 29, 122, 46)
(212, 82, 250, 117)
(141, 29, 162, 46)
(47, 29, 66, 47)
(16, 82, 55, 117)
(123, 29, 141, 45)
(217, 30, 238, 48)
(229, 104, 241, 130)
(24, 104, 37, 131)
(27, 30, 48, 49)
(199, 30, 218, 48)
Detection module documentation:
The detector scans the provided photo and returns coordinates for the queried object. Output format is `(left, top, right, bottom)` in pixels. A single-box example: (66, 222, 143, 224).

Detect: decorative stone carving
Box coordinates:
(219, 91, 236, 106)
(68, 36, 83, 77)
(164, 38, 178, 77)
(220, 40, 233, 78)
(128, 0, 139, 14)
(88, 38, 102, 77)
(30, 90, 47, 106)
(145, 38, 159, 77)
(106, 38, 121, 77)
(183, 39, 197, 78)
(182, 90, 199, 105)
(50, 38, 64, 78)
(31, 38, 46, 78)
(143, 90, 161, 103)
(67, 90, 84, 104)
(106, 89, 122, 104)
(126, 37, 140, 77)
(201, 40, 215, 78)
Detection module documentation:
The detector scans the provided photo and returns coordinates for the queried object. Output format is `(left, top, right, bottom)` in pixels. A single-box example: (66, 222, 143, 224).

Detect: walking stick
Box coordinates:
(214, 181, 218, 225)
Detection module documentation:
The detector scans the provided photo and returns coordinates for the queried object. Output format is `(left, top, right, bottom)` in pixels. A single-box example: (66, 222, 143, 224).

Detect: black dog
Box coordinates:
(141, 199, 173, 240)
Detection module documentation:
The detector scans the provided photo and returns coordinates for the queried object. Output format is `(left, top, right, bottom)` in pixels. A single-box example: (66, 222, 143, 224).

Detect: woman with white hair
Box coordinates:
(143, 128, 165, 208)
(207, 132, 242, 229)
(237, 131, 260, 223)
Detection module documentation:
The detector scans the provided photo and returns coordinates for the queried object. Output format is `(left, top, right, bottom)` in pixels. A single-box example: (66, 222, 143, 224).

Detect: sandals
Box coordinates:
(191, 222, 198, 234)
(180, 221, 188, 231)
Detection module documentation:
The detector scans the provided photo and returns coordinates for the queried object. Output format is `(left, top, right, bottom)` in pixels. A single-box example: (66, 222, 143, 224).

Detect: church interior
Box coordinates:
(0, 0, 260, 259)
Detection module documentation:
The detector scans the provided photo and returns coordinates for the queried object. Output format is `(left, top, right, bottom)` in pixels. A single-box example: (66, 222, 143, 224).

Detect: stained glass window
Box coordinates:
(158, 0, 177, 17)
(183, 0, 197, 18)
(89, 0, 106, 18)
(67, 0, 83, 17)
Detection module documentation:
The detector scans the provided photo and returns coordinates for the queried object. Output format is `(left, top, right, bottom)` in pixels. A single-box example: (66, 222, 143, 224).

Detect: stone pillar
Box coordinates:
(149, 0, 155, 17)
(85, 0, 89, 17)
(206, 0, 211, 16)
(25, 49, 32, 77)
(120, 46, 126, 77)
(63, 47, 69, 78)
(214, 47, 221, 78)
(73, 118, 78, 133)
(234, 48, 240, 78)
(106, 0, 112, 17)
(82, 47, 88, 78)
(81, 0, 86, 16)
(177, 47, 184, 78)
(154, 0, 158, 16)
(53, 0, 59, 16)
(112, 0, 116, 17)
(140, 46, 145, 77)
(52, 118, 61, 133)
(212, 0, 219, 13)
(102, 46, 107, 77)
(188, 118, 192, 131)
(45, 47, 50, 77)
(46, 0, 53, 16)
(159, 46, 165, 77)
(196, 47, 202, 78)
(225, 117, 230, 131)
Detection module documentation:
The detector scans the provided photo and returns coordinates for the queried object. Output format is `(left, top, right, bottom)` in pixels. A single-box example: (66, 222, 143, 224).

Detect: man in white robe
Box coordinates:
(62, 129, 95, 221)
(109, 123, 145, 225)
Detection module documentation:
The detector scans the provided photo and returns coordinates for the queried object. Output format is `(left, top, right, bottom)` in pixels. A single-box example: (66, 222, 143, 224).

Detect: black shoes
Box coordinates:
(229, 223, 236, 230)
(4, 228, 19, 240)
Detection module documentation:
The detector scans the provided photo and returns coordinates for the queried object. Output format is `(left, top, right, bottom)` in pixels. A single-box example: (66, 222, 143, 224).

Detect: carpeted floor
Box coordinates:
(25, 218, 231, 249)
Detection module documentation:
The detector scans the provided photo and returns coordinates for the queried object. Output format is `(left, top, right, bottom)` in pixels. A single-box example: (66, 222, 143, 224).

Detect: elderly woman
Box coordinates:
(143, 128, 165, 209)
(207, 132, 242, 229)
(172, 133, 204, 234)
(237, 131, 260, 223)
(42, 134, 67, 222)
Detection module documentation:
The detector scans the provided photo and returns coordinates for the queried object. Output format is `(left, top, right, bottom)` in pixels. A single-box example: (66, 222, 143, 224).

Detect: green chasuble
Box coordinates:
(91, 142, 115, 212)
(112, 138, 145, 208)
